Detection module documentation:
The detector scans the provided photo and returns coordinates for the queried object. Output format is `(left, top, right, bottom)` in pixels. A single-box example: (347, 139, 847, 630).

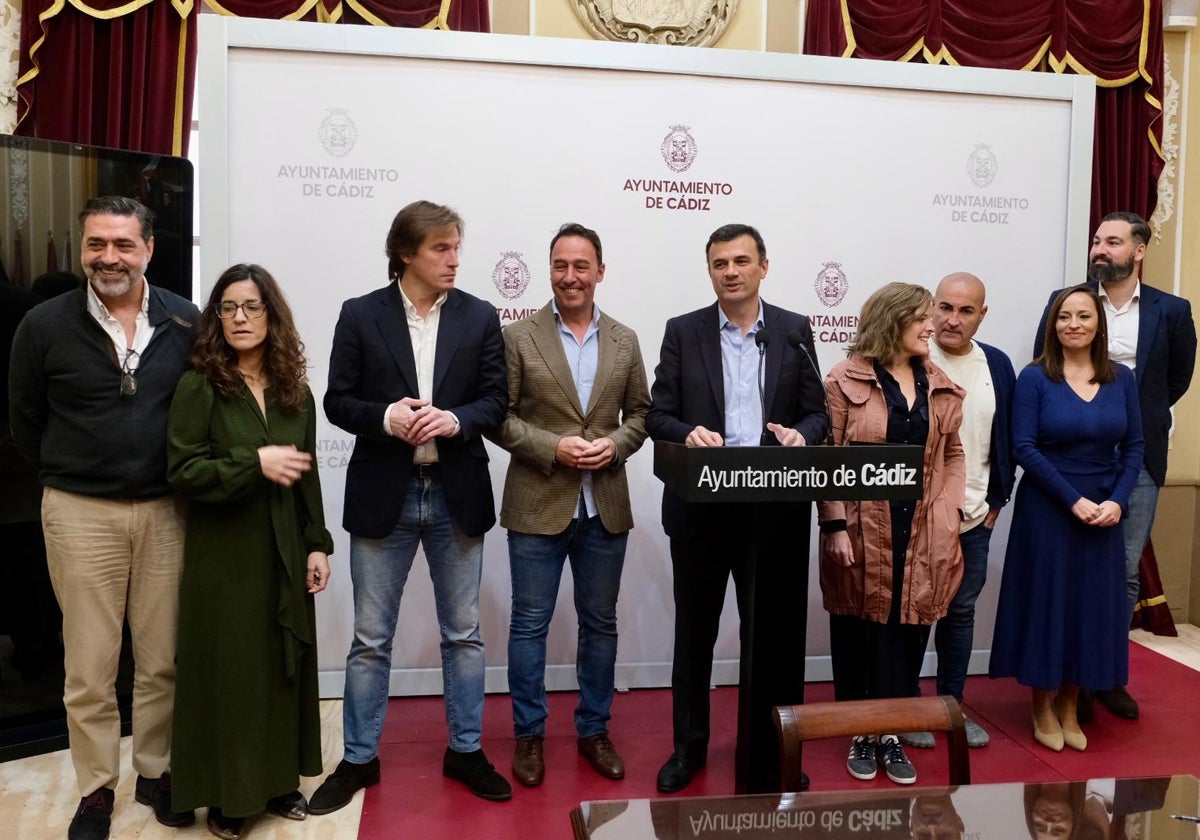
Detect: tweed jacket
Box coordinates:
(490, 303, 650, 535)
(817, 354, 966, 625)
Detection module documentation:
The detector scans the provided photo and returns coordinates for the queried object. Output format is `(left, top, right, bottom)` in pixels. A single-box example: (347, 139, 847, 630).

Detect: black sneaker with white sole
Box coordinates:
(877, 735, 917, 784)
(846, 735, 877, 780)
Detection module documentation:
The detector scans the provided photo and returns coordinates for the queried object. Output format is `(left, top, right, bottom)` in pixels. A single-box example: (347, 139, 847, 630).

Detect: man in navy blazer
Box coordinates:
(647, 224, 828, 794)
(311, 201, 511, 811)
(1033, 211, 1196, 721)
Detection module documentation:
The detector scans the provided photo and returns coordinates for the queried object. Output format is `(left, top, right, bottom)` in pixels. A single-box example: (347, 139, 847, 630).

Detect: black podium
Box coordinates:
(653, 442, 924, 794)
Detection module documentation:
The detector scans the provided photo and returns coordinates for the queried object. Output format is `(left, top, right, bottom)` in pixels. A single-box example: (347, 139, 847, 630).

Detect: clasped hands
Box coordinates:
(390, 396, 457, 445)
(555, 435, 616, 470)
(1071, 497, 1122, 527)
(684, 423, 807, 447)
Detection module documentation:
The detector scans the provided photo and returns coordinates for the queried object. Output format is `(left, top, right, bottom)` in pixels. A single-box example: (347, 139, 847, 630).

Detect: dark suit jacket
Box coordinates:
(645, 300, 829, 537)
(1033, 281, 1196, 485)
(324, 284, 507, 538)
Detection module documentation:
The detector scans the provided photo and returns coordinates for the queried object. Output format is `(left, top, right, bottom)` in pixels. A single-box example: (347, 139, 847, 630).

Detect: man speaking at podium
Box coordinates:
(646, 224, 828, 794)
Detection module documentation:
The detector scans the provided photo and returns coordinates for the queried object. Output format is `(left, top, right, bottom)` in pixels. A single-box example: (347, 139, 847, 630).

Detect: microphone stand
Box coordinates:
(756, 328, 772, 446)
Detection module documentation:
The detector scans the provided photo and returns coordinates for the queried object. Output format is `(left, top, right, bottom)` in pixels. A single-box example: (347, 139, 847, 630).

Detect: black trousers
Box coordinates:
(668, 502, 811, 792)
(829, 613, 931, 702)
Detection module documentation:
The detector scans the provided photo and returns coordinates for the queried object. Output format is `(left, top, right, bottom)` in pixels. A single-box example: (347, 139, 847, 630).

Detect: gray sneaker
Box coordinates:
(846, 735, 877, 780)
(898, 731, 935, 748)
(964, 715, 990, 748)
(878, 735, 917, 785)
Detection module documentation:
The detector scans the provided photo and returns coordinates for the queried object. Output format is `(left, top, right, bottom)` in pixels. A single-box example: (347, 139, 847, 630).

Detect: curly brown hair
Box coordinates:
(191, 263, 309, 412)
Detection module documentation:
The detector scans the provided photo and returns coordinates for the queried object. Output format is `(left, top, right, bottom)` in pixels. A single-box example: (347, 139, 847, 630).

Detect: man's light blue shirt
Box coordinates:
(553, 300, 601, 518)
(719, 302, 765, 447)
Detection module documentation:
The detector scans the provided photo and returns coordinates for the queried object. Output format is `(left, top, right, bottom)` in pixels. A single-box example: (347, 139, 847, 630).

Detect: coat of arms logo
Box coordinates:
(966, 144, 998, 188)
(815, 261, 848, 308)
(661, 125, 698, 173)
(318, 108, 359, 158)
(493, 252, 531, 300)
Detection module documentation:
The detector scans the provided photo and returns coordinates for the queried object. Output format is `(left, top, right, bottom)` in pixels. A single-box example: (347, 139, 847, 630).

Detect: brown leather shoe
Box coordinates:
(577, 734, 625, 780)
(512, 736, 545, 787)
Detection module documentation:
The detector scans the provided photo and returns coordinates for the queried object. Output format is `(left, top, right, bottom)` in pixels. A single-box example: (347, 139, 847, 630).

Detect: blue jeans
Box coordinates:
(342, 476, 485, 761)
(507, 516, 627, 740)
(934, 522, 993, 702)
(1122, 467, 1159, 624)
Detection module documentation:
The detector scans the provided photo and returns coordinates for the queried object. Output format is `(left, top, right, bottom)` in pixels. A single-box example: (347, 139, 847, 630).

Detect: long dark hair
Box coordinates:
(191, 263, 309, 411)
(1033, 284, 1115, 384)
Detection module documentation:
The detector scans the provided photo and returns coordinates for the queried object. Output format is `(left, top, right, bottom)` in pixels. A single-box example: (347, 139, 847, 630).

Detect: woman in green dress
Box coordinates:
(167, 263, 333, 839)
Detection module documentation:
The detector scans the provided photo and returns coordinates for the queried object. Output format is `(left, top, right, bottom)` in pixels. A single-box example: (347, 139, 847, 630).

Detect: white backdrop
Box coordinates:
(197, 16, 1096, 697)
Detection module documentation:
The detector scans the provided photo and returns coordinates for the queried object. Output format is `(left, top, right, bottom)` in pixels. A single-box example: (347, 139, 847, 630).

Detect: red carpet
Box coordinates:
(357, 643, 1200, 838)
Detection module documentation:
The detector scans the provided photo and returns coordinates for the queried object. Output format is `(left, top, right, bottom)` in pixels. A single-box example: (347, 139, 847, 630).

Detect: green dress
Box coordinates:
(166, 369, 333, 817)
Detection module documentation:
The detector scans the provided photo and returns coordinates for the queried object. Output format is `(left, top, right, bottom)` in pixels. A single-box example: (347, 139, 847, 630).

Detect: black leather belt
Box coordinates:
(414, 462, 441, 479)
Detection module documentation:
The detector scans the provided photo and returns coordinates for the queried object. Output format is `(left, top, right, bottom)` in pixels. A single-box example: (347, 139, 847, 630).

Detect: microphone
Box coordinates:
(787, 330, 833, 445)
(756, 328, 772, 445)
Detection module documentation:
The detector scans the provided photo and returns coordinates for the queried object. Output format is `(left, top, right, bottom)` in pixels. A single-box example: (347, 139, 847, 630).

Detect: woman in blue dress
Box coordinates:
(990, 285, 1142, 752)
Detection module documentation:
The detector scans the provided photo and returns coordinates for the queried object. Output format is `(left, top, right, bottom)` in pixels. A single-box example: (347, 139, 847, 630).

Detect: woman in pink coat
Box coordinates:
(818, 282, 965, 786)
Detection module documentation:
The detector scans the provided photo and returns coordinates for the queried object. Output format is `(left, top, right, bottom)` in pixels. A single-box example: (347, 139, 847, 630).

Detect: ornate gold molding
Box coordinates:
(570, 0, 740, 47)
(0, 0, 19, 134)
(1150, 49, 1180, 241)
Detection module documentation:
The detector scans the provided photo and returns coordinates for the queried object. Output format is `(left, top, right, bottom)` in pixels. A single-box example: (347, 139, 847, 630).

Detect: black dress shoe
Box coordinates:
(308, 757, 381, 815)
(134, 772, 196, 827)
(68, 788, 114, 840)
(656, 753, 705, 793)
(1095, 686, 1140, 719)
(442, 748, 513, 801)
(266, 789, 308, 821)
(206, 807, 245, 840)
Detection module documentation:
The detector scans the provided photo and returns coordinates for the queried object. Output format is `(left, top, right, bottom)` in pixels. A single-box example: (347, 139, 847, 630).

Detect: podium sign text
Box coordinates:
(653, 442, 925, 503)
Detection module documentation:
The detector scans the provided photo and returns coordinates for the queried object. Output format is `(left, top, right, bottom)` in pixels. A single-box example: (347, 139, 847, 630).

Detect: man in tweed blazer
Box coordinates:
(490, 223, 651, 787)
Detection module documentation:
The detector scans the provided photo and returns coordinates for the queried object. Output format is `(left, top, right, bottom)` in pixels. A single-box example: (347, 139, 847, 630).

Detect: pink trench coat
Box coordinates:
(817, 354, 967, 625)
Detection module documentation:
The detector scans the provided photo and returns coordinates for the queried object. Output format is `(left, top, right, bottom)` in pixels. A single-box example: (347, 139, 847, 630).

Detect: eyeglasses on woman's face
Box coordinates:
(216, 300, 267, 319)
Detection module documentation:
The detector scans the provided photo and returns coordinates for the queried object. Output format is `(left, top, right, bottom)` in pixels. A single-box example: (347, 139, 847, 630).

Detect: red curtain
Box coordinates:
(804, 0, 1164, 232)
(203, 1, 325, 21)
(205, 0, 490, 31)
(16, 1, 197, 156)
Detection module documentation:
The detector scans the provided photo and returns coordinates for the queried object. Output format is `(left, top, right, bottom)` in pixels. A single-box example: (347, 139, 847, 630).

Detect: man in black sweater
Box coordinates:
(9, 197, 199, 840)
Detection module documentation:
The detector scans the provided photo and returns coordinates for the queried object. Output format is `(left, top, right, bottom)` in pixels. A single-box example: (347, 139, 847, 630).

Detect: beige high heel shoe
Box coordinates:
(1054, 697, 1088, 751)
(1032, 710, 1064, 752)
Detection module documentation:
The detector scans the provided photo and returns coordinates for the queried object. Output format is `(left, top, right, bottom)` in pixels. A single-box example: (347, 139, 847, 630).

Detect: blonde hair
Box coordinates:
(846, 282, 932, 363)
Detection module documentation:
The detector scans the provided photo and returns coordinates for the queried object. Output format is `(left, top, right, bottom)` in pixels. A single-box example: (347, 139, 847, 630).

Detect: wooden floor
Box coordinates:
(1, 626, 1197, 839)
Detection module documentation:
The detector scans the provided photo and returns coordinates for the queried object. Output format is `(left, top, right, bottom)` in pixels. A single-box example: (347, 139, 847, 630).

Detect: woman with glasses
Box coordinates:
(166, 264, 333, 839)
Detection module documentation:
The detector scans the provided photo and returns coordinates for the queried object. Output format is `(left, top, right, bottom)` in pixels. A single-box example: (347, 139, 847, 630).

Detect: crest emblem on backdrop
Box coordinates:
(966, 144, 998, 188)
(814, 261, 848, 308)
(570, 0, 739, 47)
(493, 252, 531, 300)
(661, 125, 698, 173)
(318, 108, 359, 158)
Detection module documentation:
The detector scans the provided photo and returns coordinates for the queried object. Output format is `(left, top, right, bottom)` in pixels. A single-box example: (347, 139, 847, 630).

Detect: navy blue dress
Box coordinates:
(989, 364, 1143, 691)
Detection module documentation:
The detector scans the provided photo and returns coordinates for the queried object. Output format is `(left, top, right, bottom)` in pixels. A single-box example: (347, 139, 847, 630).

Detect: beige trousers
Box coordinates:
(41, 487, 186, 796)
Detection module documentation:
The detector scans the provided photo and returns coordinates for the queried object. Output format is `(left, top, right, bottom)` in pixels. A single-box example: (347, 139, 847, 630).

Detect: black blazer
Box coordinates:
(1033, 281, 1196, 486)
(324, 284, 507, 538)
(645, 300, 829, 537)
